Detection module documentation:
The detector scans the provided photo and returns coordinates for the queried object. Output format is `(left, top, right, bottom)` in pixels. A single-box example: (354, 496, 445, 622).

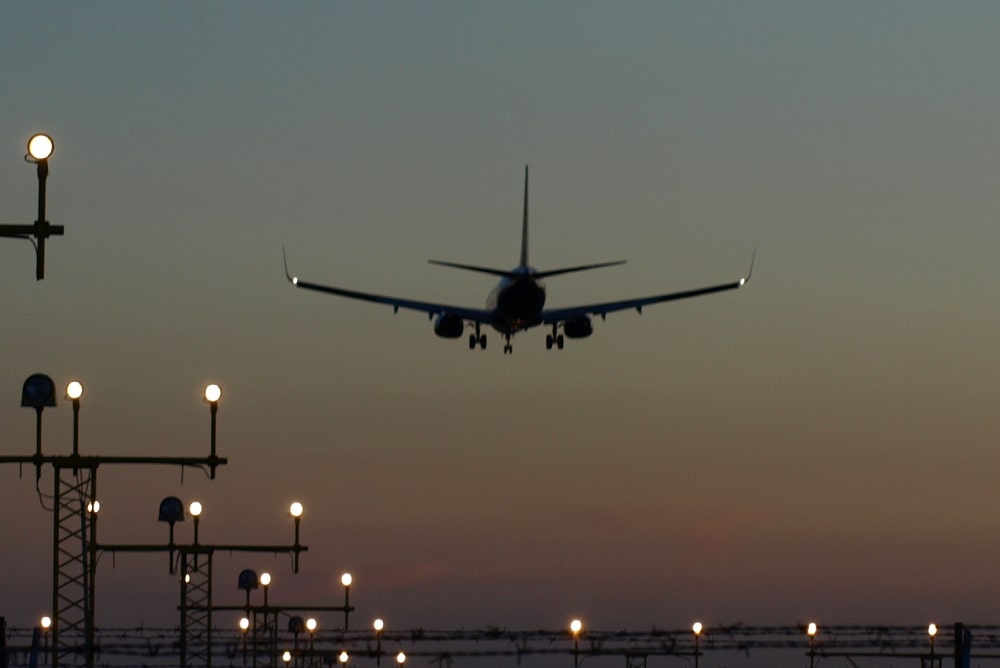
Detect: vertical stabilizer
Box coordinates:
(519, 165, 529, 267)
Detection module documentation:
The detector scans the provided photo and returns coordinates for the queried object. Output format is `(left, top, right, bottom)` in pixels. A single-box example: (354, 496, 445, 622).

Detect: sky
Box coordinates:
(2, 1, 1000, 664)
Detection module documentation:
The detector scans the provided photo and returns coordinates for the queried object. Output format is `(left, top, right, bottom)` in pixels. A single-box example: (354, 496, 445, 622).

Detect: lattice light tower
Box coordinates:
(0, 375, 227, 668)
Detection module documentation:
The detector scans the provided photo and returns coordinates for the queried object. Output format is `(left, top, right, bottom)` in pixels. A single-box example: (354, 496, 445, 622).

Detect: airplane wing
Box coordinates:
(541, 253, 754, 324)
(283, 250, 492, 323)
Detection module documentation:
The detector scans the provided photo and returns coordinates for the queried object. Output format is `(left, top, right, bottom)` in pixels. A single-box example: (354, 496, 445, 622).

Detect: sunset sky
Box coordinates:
(2, 3, 1000, 664)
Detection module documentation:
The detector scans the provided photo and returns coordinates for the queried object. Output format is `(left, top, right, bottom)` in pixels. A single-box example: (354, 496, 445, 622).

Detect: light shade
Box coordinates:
(27, 134, 54, 161)
(290, 502, 304, 518)
(158, 497, 185, 523)
(21, 373, 56, 408)
(570, 619, 583, 635)
(40, 616, 52, 630)
(237, 569, 259, 591)
(341, 573, 353, 587)
(189, 501, 203, 517)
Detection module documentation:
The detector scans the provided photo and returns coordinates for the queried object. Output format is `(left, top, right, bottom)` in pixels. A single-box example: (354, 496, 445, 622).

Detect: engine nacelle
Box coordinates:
(563, 316, 593, 339)
(433, 314, 465, 338)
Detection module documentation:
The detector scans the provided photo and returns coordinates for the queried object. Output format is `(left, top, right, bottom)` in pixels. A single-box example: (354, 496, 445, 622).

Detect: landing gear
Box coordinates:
(545, 325, 564, 350)
(503, 333, 513, 355)
(469, 324, 486, 350)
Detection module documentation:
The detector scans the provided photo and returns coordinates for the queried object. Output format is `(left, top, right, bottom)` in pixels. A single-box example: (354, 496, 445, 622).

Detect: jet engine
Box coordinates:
(563, 316, 593, 338)
(433, 313, 465, 338)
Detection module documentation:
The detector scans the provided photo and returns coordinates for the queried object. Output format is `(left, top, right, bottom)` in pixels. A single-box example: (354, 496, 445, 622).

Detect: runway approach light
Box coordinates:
(27, 134, 54, 161)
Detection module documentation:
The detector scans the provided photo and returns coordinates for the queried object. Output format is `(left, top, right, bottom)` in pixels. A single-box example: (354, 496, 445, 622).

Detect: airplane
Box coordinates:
(283, 166, 753, 354)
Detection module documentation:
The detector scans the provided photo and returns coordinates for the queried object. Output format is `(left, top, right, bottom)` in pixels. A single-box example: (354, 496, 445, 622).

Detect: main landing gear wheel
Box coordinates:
(468, 333, 487, 350)
(546, 324, 564, 350)
(503, 333, 513, 355)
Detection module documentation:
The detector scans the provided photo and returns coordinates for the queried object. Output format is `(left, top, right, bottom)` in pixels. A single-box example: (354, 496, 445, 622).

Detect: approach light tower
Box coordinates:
(0, 134, 65, 279)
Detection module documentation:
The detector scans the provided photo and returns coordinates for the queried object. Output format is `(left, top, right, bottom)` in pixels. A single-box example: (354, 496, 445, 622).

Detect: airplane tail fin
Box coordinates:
(519, 165, 529, 267)
(428, 165, 532, 279)
(429, 165, 626, 280)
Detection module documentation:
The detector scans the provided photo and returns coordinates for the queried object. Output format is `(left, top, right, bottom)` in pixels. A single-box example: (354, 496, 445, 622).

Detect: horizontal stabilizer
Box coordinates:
(428, 259, 516, 278)
(532, 260, 626, 280)
(429, 258, 626, 280)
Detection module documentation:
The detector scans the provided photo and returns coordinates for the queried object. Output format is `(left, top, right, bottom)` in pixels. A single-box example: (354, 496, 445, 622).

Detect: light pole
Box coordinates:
(239, 616, 250, 662)
(66, 381, 83, 456)
(20, 373, 56, 479)
(373, 618, 385, 665)
(40, 615, 52, 662)
(237, 570, 260, 665)
(569, 619, 583, 667)
(290, 502, 304, 571)
(188, 501, 202, 575)
(807, 622, 818, 668)
(238, 568, 259, 610)
(28, 135, 54, 278)
(289, 616, 305, 655)
(341, 573, 353, 630)
(0, 133, 64, 279)
(260, 572, 274, 666)
(928, 623, 938, 666)
(692, 621, 703, 668)
(158, 496, 185, 574)
(261, 572, 272, 608)
(306, 618, 317, 662)
(204, 384, 222, 478)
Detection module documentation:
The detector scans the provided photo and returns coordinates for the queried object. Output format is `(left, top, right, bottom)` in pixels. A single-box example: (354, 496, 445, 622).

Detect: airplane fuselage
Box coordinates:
(487, 269, 546, 333)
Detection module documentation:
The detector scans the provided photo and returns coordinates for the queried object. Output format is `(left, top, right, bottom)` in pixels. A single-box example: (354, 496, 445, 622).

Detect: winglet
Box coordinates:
(282, 246, 298, 285)
(739, 248, 756, 286)
(519, 165, 529, 268)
